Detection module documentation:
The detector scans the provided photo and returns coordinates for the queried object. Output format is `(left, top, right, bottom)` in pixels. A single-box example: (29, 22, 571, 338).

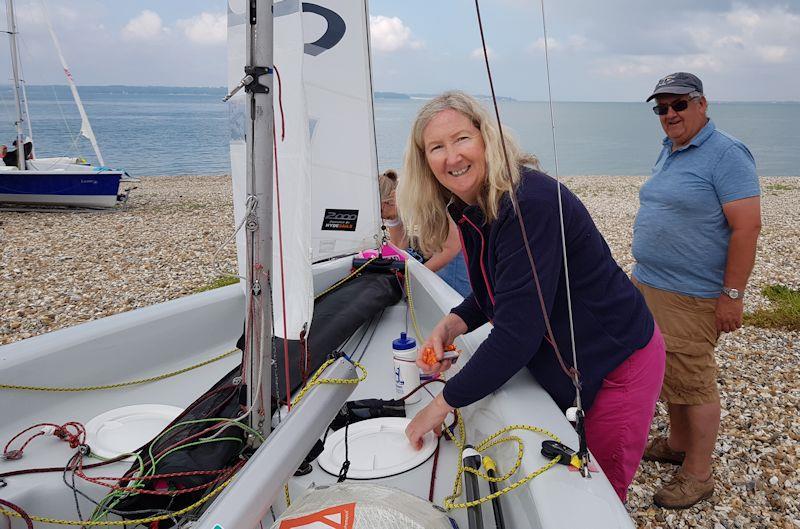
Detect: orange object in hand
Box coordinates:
(422, 344, 458, 365)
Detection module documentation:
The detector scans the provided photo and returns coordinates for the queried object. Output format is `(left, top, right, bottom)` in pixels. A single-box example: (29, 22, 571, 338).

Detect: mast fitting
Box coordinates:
(243, 66, 273, 94)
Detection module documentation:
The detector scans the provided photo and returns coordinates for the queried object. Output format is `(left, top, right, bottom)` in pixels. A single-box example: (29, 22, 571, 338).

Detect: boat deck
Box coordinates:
(0, 258, 633, 528)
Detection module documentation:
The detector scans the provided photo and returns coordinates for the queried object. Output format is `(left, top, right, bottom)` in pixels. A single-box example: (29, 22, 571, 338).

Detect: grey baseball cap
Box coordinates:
(646, 72, 703, 101)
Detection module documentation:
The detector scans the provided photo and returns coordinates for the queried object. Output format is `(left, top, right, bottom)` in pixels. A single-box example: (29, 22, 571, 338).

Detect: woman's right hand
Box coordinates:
(417, 313, 468, 376)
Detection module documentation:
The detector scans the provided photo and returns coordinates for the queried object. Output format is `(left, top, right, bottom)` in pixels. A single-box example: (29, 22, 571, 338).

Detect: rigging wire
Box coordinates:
(536, 0, 581, 411)
(471, 0, 581, 392)
(471, 0, 589, 473)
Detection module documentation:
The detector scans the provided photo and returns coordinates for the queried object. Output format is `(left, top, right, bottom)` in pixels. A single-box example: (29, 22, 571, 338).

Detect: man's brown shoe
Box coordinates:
(654, 469, 715, 509)
(642, 436, 685, 465)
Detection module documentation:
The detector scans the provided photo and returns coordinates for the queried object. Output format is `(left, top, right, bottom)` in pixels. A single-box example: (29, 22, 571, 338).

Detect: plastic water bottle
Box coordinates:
(392, 332, 420, 404)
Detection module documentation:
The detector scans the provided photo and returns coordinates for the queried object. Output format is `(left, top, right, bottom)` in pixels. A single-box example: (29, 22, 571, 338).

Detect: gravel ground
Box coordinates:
(1, 174, 798, 527)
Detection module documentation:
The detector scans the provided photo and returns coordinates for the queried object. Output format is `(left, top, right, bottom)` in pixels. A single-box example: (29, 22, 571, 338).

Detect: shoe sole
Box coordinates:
(654, 489, 714, 509)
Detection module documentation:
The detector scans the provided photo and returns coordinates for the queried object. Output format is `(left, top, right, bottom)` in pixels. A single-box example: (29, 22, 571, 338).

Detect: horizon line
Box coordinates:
(2, 84, 798, 104)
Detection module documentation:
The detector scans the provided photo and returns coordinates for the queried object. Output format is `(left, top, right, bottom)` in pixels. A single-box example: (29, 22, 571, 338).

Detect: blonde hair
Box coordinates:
(397, 91, 538, 255)
(378, 169, 398, 201)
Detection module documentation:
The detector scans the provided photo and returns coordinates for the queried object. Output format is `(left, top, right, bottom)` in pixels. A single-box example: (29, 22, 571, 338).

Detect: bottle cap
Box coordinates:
(392, 332, 416, 351)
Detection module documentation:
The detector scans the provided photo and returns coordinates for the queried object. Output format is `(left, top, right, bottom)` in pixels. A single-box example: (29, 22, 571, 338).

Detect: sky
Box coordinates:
(1, 0, 798, 101)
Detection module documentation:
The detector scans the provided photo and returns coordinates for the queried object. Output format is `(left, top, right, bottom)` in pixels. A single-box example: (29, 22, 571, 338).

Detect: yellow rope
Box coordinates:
(289, 357, 367, 408)
(1, 255, 373, 393)
(404, 259, 424, 344)
(1, 264, 376, 524)
(0, 354, 367, 526)
(402, 255, 561, 510)
(281, 344, 368, 513)
(0, 477, 232, 526)
(442, 413, 563, 510)
(314, 256, 378, 300)
(0, 349, 240, 392)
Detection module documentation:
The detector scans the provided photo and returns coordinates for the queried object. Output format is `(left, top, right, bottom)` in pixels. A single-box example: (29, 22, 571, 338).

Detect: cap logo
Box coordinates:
(657, 75, 676, 87)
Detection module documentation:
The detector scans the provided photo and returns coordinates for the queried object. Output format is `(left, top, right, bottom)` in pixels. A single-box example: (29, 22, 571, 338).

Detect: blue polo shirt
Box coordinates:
(632, 119, 760, 298)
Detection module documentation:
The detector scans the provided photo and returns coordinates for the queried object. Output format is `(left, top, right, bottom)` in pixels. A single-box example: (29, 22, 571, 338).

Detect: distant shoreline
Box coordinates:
(2, 85, 797, 104)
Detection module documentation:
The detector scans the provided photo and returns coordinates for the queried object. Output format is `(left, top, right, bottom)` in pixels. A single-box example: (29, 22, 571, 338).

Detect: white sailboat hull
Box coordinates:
(0, 257, 633, 528)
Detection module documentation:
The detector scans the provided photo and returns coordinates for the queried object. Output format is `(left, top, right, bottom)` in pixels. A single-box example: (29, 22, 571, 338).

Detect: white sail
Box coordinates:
(304, 0, 380, 261)
(271, 1, 313, 339)
(40, 0, 105, 166)
(229, 0, 379, 339)
(228, 0, 313, 341)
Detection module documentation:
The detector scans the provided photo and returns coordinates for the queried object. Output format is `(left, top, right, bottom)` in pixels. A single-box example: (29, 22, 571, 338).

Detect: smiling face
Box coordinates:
(656, 93, 708, 150)
(421, 109, 487, 205)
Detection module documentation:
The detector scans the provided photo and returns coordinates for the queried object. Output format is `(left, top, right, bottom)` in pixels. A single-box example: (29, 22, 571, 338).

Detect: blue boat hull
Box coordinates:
(0, 171, 125, 208)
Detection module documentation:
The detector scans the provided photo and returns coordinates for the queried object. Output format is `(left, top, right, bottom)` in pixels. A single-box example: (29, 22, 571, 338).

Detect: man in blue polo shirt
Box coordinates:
(632, 72, 761, 509)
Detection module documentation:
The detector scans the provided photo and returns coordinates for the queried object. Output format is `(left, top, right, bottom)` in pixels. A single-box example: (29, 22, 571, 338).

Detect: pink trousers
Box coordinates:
(585, 325, 665, 502)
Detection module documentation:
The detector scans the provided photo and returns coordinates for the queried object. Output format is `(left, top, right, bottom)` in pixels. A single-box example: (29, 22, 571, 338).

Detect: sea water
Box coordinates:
(0, 86, 797, 177)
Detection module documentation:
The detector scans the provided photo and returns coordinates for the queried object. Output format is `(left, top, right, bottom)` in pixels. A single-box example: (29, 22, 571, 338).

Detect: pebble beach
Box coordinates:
(1, 175, 798, 527)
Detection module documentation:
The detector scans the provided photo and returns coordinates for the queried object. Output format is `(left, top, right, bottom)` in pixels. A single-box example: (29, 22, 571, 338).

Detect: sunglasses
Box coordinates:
(652, 98, 696, 116)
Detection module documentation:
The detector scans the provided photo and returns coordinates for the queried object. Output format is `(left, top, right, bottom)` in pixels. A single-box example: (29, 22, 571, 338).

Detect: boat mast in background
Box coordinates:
(4, 0, 24, 169)
(245, 0, 275, 440)
(40, 0, 105, 166)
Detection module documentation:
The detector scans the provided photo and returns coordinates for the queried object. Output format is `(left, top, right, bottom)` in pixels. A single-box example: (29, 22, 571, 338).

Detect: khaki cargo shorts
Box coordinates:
(632, 277, 720, 405)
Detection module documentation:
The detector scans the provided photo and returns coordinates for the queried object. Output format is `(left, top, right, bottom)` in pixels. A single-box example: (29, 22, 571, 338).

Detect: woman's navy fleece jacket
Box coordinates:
(443, 168, 654, 412)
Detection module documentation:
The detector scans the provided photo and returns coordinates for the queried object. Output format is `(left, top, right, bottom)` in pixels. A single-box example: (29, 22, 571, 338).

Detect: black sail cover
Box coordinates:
(113, 268, 402, 526)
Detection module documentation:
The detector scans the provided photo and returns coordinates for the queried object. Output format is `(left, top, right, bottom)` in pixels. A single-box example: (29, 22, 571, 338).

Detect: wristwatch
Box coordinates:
(721, 287, 743, 300)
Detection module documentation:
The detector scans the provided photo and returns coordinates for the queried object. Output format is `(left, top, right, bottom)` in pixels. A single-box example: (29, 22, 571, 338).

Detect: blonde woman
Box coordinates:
(399, 91, 665, 502)
(379, 168, 471, 297)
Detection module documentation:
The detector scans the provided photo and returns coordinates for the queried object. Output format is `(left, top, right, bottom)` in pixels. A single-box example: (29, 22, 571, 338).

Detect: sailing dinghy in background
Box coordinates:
(0, 0, 134, 208)
(0, 1, 634, 528)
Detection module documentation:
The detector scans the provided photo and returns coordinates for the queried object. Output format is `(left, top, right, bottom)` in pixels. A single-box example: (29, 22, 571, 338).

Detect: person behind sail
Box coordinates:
(379, 168, 471, 297)
(400, 91, 666, 502)
(3, 137, 34, 167)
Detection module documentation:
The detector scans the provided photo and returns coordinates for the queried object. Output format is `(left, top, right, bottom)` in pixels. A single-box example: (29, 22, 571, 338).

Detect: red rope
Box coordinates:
(76, 461, 244, 496)
(472, 0, 579, 387)
(80, 468, 233, 484)
(121, 421, 237, 482)
(428, 436, 441, 502)
(0, 498, 33, 529)
(274, 65, 286, 141)
(3, 422, 86, 460)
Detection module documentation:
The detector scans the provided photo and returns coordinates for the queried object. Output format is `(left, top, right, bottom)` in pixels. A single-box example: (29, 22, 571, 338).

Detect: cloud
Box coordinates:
(592, 4, 798, 77)
(15, 3, 79, 26)
(594, 54, 722, 78)
(756, 45, 788, 63)
(528, 35, 588, 54)
(726, 8, 761, 30)
(531, 37, 560, 52)
(369, 15, 422, 52)
(714, 35, 745, 49)
(176, 12, 226, 45)
(470, 47, 495, 60)
(122, 10, 166, 41)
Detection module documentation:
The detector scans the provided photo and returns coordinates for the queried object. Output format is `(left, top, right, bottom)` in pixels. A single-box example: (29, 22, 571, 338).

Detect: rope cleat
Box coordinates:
(540, 440, 581, 469)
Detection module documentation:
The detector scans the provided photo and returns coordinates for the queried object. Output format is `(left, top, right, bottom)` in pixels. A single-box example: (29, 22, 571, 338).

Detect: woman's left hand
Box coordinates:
(405, 392, 455, 450)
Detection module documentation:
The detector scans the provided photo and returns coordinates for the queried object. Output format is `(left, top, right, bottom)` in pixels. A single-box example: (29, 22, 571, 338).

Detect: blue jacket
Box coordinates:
(444, 168, 654, 412)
